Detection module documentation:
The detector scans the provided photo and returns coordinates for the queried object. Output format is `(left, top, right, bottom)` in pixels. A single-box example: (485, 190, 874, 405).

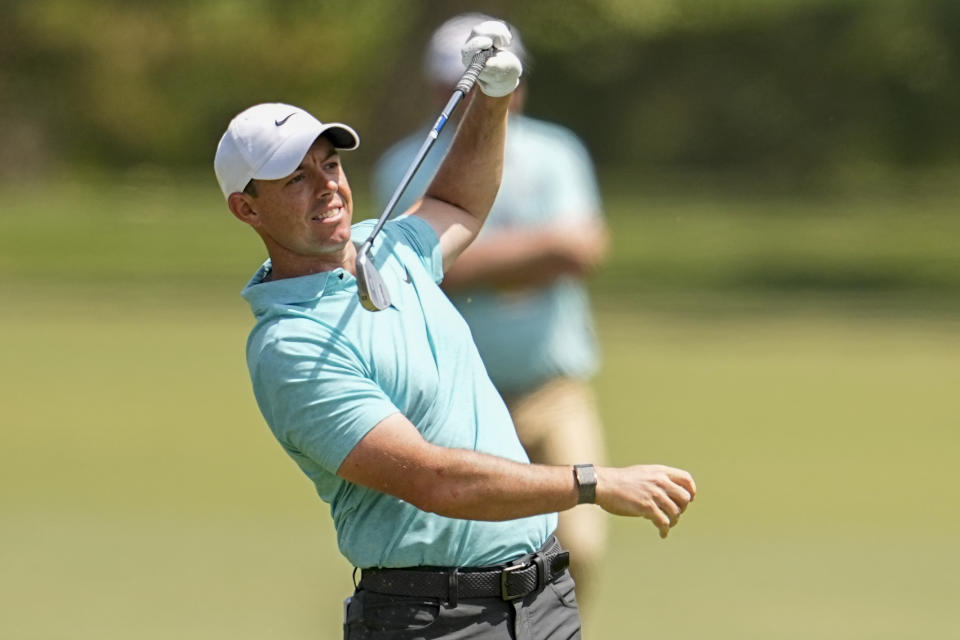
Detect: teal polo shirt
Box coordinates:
(373, 114, 603, 396)
(241, 214, 556, 569)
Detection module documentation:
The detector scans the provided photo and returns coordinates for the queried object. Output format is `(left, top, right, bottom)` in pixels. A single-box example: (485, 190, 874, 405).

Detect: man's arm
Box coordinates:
(437, 112, 609, 289)
(411, 93, 511, 273)
(411, 21, 522, 273)
(337, 412, 696, 539)
(441, 220, 609, 291)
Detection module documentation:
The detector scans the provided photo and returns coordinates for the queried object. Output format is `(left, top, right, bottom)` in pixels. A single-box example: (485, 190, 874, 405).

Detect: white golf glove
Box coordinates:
(460, 20, 523, 98)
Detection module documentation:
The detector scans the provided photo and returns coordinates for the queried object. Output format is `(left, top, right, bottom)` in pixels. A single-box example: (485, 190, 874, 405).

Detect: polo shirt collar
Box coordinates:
(241, 259, 359, 315)
(241, 230, 405, 315)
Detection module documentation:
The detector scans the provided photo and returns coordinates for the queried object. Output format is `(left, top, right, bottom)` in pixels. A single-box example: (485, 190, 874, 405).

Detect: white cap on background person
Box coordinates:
(425, 13, 527, 87)
(214, 102, 359, 199)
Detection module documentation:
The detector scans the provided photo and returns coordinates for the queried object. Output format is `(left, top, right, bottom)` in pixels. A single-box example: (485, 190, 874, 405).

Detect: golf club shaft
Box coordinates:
(358, 48, 495, 252)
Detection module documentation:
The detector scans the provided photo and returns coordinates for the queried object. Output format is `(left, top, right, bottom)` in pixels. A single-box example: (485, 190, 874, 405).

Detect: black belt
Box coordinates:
(358, 536, 570, 604)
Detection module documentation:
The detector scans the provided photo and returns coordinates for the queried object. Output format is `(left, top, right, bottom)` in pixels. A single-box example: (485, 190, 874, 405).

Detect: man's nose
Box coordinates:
(315, 177, 338, 198)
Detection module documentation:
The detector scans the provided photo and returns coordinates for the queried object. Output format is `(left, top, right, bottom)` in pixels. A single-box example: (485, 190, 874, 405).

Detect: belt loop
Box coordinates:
(446, 567, 459, 608)
(534, 553, 547, 591)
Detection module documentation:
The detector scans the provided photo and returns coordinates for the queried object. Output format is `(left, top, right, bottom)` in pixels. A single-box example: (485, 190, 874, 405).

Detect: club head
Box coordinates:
(355, 247, 391, 311)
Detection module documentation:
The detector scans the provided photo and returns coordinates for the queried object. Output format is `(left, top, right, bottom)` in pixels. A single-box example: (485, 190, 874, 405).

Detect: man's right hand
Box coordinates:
(546, 221, 610, 278)
(596, 465, 697, 539)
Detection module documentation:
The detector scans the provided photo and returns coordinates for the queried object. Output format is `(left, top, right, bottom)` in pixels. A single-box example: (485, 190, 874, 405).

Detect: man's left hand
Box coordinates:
(461, 20, 523, 98)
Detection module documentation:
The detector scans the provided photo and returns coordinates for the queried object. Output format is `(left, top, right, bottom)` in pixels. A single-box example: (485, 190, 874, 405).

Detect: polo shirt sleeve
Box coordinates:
(250, 321, 400, 474)
(390, 214, 444, 284)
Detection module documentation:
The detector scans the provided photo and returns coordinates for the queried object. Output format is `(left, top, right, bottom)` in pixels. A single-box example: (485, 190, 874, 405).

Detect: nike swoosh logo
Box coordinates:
(274, 113, 296, 126)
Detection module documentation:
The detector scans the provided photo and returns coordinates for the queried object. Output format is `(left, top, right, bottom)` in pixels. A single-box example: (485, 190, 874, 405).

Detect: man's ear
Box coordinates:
(227, 192, 259, 227)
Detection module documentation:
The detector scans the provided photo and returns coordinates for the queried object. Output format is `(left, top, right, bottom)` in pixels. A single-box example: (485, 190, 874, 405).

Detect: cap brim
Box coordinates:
(321, 123, 360, 151)
(255, 123, 360, 181)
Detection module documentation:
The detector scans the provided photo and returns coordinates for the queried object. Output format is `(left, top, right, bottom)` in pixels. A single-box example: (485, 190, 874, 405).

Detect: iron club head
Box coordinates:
(355, 244, 391, 311)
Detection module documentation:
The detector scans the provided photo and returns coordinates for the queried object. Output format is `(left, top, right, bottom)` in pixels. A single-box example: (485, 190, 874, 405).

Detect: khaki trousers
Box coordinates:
(504, 378, 607, 616)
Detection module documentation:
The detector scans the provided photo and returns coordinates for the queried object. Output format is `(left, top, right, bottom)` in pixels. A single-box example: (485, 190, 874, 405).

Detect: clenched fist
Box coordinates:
(596, 464, 697, 539)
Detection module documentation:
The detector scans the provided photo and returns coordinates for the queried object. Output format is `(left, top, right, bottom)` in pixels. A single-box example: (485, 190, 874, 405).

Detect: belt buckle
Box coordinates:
(500, 563, 527, 601)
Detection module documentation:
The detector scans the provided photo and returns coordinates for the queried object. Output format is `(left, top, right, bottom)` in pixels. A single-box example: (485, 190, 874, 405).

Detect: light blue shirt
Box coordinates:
(373, 114, 603, 395)
(241, 215, 556, 569)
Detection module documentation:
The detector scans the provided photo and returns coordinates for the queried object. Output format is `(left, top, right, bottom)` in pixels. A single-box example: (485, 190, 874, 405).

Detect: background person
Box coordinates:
(373, 13, 610, 612)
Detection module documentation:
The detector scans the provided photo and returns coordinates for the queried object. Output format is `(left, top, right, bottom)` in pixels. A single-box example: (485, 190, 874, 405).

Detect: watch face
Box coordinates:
(575, 464, 597, 483)
(575, 464, 597, 504)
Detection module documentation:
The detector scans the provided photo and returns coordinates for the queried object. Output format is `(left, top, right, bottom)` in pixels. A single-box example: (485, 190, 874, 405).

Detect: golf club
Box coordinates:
(355, 48, 495, 311)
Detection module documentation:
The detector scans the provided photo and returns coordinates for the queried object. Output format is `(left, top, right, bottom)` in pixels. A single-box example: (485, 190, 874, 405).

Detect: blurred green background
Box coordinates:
(2, 0, 958, 638)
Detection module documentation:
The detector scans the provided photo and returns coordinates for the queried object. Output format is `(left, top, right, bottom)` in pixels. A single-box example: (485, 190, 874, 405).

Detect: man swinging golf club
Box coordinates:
(215, 19, 696, 639)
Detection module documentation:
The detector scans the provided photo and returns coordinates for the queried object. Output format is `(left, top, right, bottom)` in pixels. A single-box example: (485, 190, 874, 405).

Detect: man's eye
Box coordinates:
(287, 174, 305, 185)
(326, 162, 340, 171)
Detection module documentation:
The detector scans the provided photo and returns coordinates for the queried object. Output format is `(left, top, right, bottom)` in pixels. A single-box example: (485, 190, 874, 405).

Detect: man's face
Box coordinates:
(244, 136, 354, 262)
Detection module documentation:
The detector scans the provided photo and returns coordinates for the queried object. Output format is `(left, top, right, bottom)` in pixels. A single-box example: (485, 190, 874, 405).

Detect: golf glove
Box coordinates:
(461, 20, 523, 98)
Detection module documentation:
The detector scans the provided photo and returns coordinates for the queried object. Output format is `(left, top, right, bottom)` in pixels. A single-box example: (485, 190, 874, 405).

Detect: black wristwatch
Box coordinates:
(573, 463, 597, 504)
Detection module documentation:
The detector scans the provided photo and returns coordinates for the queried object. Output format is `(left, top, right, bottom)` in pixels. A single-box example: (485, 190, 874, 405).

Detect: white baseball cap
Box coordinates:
(214, 102, 359, 199)
(425, 13, 527, 87)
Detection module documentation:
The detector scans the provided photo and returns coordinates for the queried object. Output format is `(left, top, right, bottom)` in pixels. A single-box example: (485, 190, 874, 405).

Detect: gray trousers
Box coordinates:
(343, 569, 582, 639)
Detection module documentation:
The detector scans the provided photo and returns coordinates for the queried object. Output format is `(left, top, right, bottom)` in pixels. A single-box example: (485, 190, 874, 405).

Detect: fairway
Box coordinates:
(593, 310, 960, 638)
(1, 177, 958, 638)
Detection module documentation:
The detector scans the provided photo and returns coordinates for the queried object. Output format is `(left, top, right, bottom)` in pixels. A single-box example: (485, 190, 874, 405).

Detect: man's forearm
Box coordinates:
(425, 93, 511, 228)
(337, 413, 579, 520)
(405, 445, 581, 520)
(442, 222, 609, 290)
(382, 444, 696, 541)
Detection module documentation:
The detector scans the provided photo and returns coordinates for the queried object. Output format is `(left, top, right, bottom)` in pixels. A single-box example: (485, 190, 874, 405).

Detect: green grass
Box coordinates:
(596, 170, 960, 318)
(1, 174, 958, 638)
(594, 311, 959, 637)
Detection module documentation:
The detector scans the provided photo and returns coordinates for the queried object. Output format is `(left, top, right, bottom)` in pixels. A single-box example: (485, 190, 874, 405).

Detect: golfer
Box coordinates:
(215, 20, 696, 639)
